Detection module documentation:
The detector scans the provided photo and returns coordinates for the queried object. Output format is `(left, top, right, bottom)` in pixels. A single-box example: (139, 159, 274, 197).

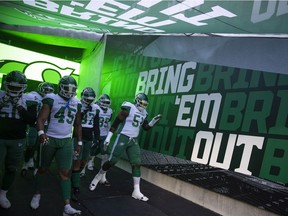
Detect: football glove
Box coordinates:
(148, 114, 162, 127)
(40, 135, 49, 146)
(103, 131, 113, 151)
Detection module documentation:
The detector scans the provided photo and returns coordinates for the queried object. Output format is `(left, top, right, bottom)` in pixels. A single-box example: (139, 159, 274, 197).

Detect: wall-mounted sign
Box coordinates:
(102, 43, 288, 185)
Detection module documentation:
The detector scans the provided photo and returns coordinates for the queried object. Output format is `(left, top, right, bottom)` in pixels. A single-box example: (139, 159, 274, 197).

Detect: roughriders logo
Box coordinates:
(0, 43, 80, 84)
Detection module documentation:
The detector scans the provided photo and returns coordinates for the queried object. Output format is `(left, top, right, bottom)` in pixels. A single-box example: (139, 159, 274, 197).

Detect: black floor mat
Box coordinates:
(0, 158, 220, 216)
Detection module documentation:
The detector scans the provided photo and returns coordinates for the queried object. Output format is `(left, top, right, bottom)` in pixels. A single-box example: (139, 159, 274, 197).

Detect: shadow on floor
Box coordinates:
(0, 158, 220, 216)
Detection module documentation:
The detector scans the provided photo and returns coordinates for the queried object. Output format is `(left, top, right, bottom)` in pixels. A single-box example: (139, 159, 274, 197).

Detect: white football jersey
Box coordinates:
(22, 91, 42, 116)
(44, 93, 81, 138)
(99, 107, 113, 137)
(81, 103, 100, 129)
(0, 90, 25, 119)
(118, 101, 147, 138)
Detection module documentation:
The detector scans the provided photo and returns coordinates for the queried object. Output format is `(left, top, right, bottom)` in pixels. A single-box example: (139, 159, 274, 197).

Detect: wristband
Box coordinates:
(38, 130, 45, 136)
(78, 141, 83, 146)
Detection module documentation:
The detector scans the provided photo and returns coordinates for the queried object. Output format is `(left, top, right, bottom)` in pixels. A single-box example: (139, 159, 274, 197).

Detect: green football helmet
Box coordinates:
(81, 87, 96, 106)
(58, 76, 77, 99)
(37, 82, 54, 96)
(98, 94, 111, 109)
(4, 70, 27, 97)
(135, 93, 148, 111)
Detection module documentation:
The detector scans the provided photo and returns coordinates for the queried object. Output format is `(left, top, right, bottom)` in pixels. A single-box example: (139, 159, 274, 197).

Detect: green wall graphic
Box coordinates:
(102, 42, 288, 184)
(1, 36, 287, 185)
(0, 43, 80, 93)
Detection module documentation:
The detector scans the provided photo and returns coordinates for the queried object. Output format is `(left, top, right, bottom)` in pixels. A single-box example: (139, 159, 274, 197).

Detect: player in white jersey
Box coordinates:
(83, 94, 113, 186)
(71, 87, 100, 201)
(0, 71, 36, 209)
(89, 93, 161, 201)
(30, 76, 82, 216)
(21, 82, 54, 176)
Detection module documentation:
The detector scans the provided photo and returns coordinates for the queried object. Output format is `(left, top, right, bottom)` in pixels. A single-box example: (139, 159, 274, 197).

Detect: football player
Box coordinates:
(89, 93, 161, 201)
(71, 87, 100, 201)
(30, 76, 82, 215)
(82, 94, 113, 186)
(21, 82, 54, 176)
(0, 71, 36, 209)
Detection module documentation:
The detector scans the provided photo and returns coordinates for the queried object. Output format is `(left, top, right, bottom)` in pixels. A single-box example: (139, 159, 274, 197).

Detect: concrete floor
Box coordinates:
(1, 150, 287, 216)
(0, 158, 220, 216)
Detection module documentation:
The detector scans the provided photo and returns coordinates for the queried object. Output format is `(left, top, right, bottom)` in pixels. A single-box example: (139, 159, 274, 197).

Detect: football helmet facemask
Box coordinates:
(135, 93, 148, 111)
(81, 87, 96, 106)
(98, 94, 111, 110)
(58, 76, 77, 99)
(37, 82, 54, 96)
(4, 70, 27, 97)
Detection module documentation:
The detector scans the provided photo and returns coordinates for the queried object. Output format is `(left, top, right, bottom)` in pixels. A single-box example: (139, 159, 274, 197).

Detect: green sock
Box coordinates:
(60, 179, 71, 201)
(1, 171, 16, 190)
(71, 170, 80, 188)
(35, 173, 45, 192)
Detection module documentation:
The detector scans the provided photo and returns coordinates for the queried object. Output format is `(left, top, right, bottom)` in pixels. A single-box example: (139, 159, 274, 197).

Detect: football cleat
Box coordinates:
(27, 158, 35, 169)
(100, 173, 111, 186)
(89, 174, 103, 191)
(21, 162, 29, 177)
(87, 159, 94, 171)
(0, 191, 11, 209)
(79, 169, 86, 178)
(132, 190, 149, 202)
(63, 204, 81, 216)
(100, 180, 111, 187)
(30, 194, 41, 210)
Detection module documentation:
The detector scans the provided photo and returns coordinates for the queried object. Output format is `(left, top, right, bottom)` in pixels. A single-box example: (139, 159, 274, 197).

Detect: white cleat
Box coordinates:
(21, 163, 29, 176)
(87, 160, 94, 171)
(79, 168, 86, 178)
(22, 162, 29, 170)
(100, 175, 111, 186)
(30, 194, 41, 209)
(100, 180, 111, 186)
(89, 174, 102, 191)
(63, 204, 81, 216)
(131, 191, 149, 202)
(0, 193, 11, 209)
(33, 168, 38, 176)
(27, 158, 35, 169)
